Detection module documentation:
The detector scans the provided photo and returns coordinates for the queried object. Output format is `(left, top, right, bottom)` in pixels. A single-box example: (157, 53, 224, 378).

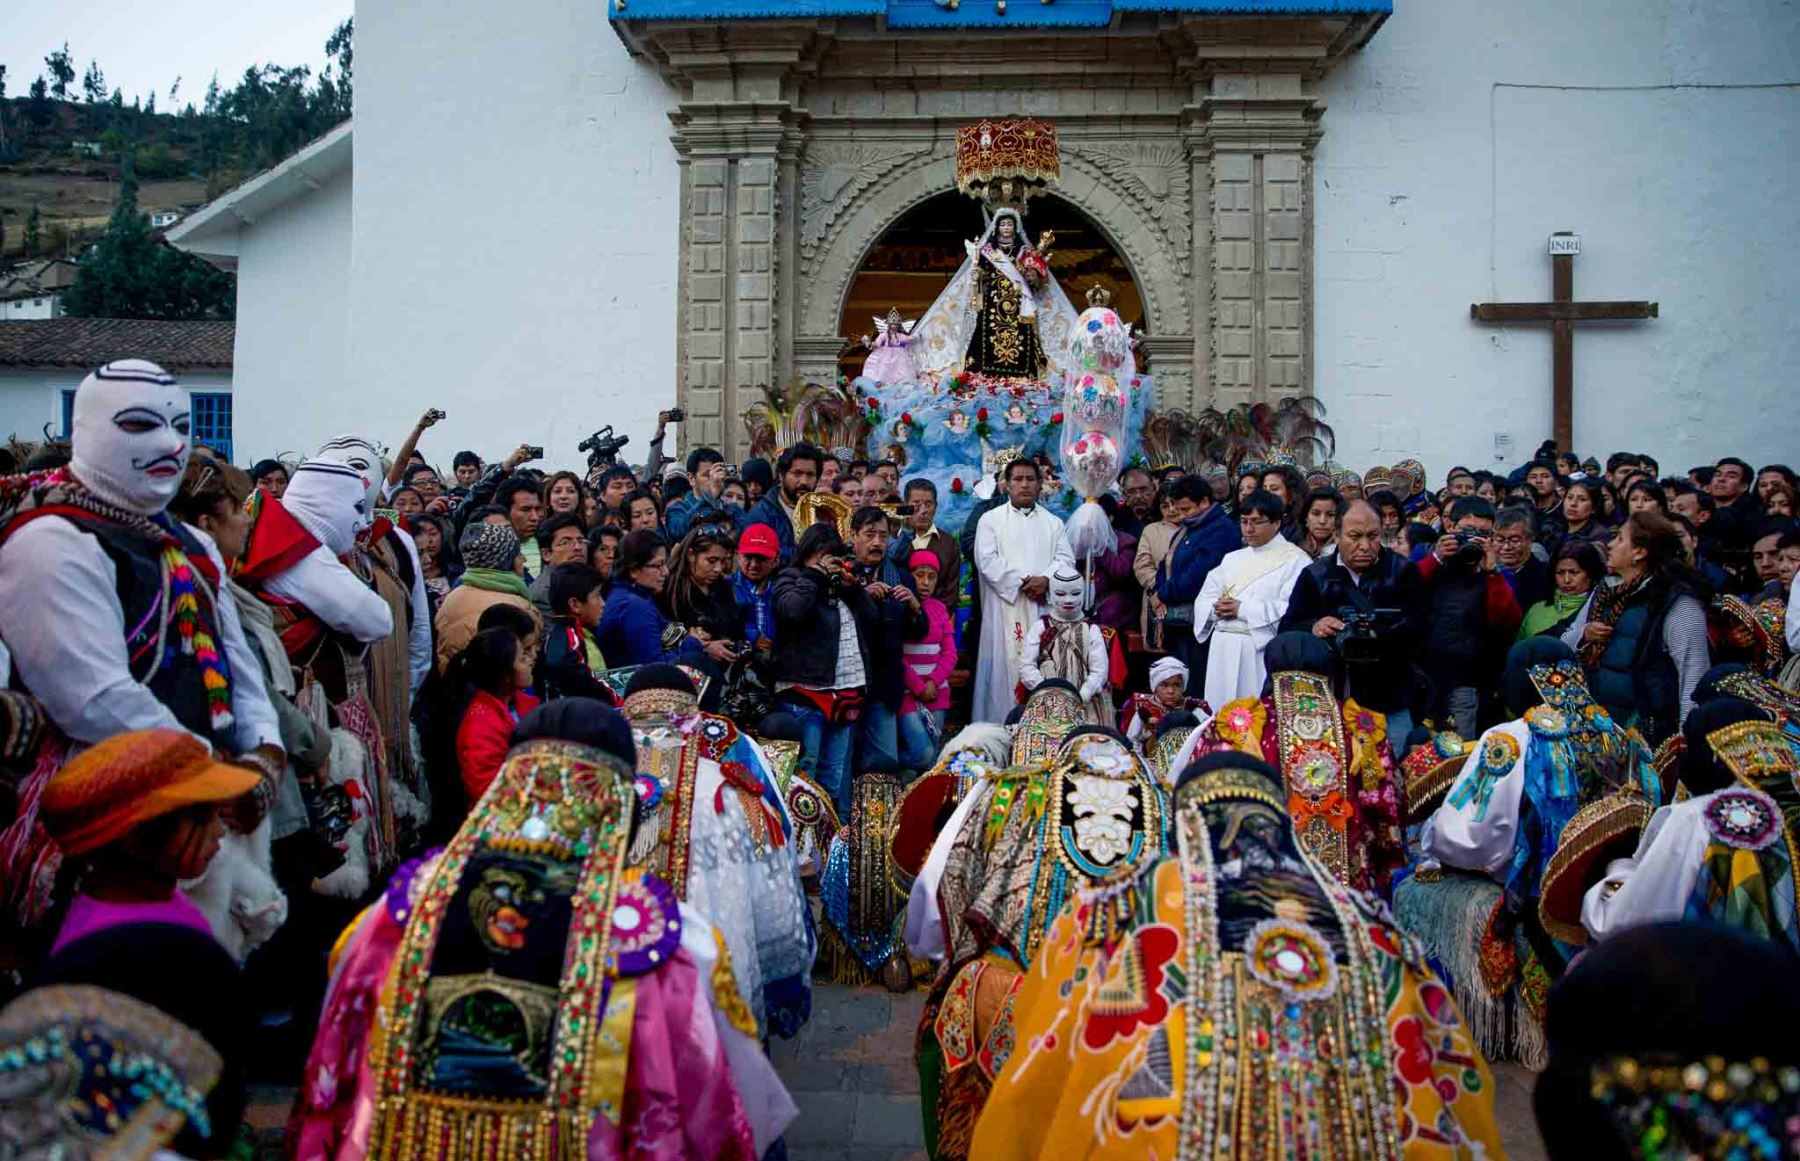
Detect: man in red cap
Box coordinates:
(735, 523, 781, 663)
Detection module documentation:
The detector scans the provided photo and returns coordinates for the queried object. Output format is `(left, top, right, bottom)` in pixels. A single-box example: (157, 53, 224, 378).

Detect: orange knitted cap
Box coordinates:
(40, 728, 261, 857)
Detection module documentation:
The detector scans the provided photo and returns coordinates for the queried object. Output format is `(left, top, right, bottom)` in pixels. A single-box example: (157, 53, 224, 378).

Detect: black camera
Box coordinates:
(662, 408, 686, 423)
(1335, 605, 1402, 660)
(578, 425, 631, 468)
(893, 503, 917, 518)
(522, 445, 544, 460)
(427, 408, 447, 421)
(1451, 529, 1488, 567)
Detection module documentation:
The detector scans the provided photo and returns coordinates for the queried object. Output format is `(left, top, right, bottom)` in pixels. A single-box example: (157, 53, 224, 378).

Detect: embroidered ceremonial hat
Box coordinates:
(1400, 732, 1470, 820)
(1538, 789, 1654, 946)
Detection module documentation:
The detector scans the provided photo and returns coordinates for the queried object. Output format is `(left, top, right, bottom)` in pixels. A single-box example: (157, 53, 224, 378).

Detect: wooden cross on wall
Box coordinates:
(1470, 232, 1658, 452)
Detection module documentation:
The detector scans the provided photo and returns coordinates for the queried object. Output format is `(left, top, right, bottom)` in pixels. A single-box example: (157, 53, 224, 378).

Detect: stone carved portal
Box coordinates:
(612, 13, 1385, 457)
(835, 191, 1144, 383)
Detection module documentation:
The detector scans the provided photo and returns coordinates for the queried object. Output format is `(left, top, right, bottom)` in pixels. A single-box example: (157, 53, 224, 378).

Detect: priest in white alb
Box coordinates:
(1193, 488, 1309, 710)
(973, 455, 1074, 723)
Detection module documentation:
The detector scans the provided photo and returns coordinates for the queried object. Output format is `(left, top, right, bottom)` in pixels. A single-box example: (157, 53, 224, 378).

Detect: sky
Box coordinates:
(3, 1, 352, 109)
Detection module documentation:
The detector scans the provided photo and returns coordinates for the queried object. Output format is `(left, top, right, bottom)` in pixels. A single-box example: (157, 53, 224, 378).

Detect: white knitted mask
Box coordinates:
(69, 359, 190, 515)
(315, 434, 388, 507)
(282, 460, 372, 557)
(1047, 569, 1086, 622)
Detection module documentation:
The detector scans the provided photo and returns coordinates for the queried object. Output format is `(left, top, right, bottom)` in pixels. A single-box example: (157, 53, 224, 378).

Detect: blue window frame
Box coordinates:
(60, 389, 75, 439)
(190, 392, 233, 463)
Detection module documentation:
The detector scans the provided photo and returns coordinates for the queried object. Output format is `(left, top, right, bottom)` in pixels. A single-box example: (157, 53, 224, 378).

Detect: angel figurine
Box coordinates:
(861, 307, 919, 386)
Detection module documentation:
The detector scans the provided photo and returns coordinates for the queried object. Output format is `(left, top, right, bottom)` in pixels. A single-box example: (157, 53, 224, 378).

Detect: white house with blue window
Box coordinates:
(0, 318, 235, 461)
(169, 0, 1798, 473)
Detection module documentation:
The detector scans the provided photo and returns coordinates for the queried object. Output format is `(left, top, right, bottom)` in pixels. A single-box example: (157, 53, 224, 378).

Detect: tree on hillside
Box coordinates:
(23, 206, 40, 257)
(62, 158, 235, 321)
(82, 60, 107, 104)
(45, 45, 74, 100)
(27, 77, 53, 128)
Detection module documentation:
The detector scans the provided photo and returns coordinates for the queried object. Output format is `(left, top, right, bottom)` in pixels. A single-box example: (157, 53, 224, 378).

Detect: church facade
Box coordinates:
(173, 0, 1798, 472)
(608, 1, 1384, 452)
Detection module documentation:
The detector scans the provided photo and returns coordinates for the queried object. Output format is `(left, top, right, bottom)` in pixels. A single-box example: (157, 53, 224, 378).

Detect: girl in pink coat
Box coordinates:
(899, 550, 957, 771)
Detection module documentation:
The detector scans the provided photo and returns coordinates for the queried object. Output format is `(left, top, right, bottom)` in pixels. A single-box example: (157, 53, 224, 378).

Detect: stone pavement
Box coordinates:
(776, 983, 1549, 1161)
(245, 981, 1548, 1159)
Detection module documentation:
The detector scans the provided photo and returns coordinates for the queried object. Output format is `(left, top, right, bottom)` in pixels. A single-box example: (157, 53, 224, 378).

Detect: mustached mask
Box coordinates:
(282, 460, 373, 557)
(1047, 569, 1087, 622)
(316, 434, 389, 509)
(69, 360, 191, 516)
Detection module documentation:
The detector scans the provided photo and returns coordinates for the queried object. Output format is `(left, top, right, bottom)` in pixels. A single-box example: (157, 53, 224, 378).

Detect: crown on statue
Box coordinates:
(993, 446, 1026, 473)
(1085, 285, 1113, 308)
(956, 118, 1060, 207)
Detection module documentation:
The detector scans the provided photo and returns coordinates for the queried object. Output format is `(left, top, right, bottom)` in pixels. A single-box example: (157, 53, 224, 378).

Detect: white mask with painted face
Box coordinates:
(316, 434, 389, 508)
(69, 359, 191, 516)
(1047, 569, 1087, 622)
(282, 460, 373, 557)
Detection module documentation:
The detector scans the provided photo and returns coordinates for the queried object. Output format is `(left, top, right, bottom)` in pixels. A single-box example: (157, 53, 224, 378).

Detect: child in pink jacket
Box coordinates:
(900, 550, 958, 772)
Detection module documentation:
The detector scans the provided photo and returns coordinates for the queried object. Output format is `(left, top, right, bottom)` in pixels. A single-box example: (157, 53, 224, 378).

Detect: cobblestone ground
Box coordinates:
(247, 982, 1548, 1159)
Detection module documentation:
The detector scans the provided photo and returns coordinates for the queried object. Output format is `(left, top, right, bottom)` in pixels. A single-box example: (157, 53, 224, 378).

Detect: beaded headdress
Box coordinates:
(1589, 1054, 1800, 1159)
(0, 984, 221, 1155)
(366, 739, 664, 1160)
(1011, 683, 1083, 766)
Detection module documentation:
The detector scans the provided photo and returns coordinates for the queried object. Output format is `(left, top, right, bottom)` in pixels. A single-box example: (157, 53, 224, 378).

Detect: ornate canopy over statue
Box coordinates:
(910, 120, 1082, 383)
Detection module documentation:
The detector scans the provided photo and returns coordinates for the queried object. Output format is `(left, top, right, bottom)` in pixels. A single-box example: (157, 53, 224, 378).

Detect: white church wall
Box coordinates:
(0, 370, 76, 448)
(349, 0, 681, 475)
(1316, 0, 1800, 478)
(231, 170, 353, 464)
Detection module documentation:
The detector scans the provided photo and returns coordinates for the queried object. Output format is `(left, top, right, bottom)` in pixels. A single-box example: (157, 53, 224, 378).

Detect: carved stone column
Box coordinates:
(650, 25, 816, 457)
(1191, 73, 1322, 410)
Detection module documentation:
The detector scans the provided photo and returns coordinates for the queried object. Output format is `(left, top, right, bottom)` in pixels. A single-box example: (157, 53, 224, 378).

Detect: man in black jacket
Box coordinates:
(772, 522, 877, 816)
(849, 505, 927, 772)
(1279, 499, 1423, 745)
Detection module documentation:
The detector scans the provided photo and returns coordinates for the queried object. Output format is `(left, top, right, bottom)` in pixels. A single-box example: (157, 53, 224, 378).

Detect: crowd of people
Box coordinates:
(0, 359, 1797, 1159)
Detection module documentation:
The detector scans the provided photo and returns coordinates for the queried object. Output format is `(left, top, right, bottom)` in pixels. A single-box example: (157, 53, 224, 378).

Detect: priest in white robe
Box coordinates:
(1192, 489, 1308, 710)
(973, 456, 1074, 723)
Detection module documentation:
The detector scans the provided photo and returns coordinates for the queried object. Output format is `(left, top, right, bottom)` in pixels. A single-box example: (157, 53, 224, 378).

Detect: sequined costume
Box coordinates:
(1580, 714, 1800, 950)
(970, 755, 1502, 1160)
(916, 729, 1167, 1161)
(622, 684, 814, 1039)
(289, 738, 793, 1161)
(1404, 655, 1660, 1067)
(1189, 674, 1405, 894)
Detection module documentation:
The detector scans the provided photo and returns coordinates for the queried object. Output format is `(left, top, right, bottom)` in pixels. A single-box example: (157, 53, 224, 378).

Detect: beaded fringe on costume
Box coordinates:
(1394, 873, 1546, 1069)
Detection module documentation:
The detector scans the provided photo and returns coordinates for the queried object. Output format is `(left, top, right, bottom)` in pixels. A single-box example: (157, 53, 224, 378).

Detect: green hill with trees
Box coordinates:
(0, 20, 352, 319)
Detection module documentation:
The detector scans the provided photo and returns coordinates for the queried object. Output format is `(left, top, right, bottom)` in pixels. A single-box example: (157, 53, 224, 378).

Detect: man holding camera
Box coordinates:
(667, 447, 737, 538)
(1412, 496, 1523, 738)
(849, 505, 926, 770)
(1279, 500, 1423, 744)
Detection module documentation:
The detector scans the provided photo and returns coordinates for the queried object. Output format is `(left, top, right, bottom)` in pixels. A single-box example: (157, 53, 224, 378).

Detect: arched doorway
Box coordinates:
(836, 191, 1145, 381)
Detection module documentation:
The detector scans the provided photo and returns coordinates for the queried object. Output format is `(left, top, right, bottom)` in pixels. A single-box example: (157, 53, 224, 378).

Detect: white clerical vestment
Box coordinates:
(973, 503, 1074, 723)
(1192, 537, 1309, 711)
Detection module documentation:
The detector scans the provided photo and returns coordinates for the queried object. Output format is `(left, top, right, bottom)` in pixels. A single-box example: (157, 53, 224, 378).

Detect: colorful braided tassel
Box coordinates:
(162, 543, 235, 731)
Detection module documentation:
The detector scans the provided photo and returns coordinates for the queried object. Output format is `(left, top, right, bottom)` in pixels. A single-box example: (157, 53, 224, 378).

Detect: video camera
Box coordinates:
(579, 425, 631, 469)
(1335, 605, 1404, 660)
